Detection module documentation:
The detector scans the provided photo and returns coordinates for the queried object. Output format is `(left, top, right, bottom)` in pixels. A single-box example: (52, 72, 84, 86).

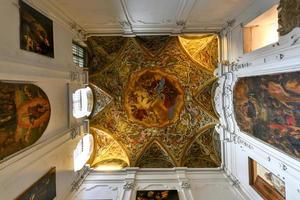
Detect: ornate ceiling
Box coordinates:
(87, 35, 221, 169)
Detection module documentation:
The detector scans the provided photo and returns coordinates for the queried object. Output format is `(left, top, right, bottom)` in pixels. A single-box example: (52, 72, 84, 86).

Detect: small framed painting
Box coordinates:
(136, 190, 179, 200)
(249, 158, 285, 200)
(19, 0, 54, 57)
(15, 167, 56, 200)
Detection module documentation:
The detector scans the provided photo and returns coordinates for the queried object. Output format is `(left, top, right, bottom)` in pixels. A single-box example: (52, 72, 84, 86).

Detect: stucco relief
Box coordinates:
(87, 35, 220, 168)
(223, 73, 236, 134)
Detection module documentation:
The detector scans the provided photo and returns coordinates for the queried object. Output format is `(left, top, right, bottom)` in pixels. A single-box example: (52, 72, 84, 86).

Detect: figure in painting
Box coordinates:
(15, 167, 56, 200)
(136, 190, 179, 200)
(124, 68, 184, 128)
(20, 1, 54, 57)
(0, 82, 50, 160)
(234, 71, 300, 159)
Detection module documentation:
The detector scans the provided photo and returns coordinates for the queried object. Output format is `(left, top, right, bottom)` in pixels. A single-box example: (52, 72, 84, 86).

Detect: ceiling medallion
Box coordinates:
(124, 67, 184, 128)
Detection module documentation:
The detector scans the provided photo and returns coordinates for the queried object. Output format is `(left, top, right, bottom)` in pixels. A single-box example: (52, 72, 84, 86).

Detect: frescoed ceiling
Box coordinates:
(87, 34, 221, 169)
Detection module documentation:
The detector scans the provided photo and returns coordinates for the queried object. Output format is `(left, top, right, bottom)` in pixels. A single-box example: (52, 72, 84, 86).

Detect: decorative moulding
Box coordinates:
(71, 165, 91, 192)
(70, 120, 89, 140)
(138, 184, 174, 190)
(227, 174, 240, 188)
(215, 28, 300, 200)
(234, 136, 254, 150)
(0, 128, 71, 171)
(180, 181, 191, 189)
(70, 68, 88, 85)
(123, 181, 135, 190)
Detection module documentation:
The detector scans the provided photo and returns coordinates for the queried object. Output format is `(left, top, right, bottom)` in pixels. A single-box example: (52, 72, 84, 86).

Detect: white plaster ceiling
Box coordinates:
(49, 0, 255, 35)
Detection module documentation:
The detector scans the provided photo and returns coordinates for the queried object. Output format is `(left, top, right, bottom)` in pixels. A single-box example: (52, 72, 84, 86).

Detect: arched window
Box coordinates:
(72, 87, 93, 119)
(73, 134, 94, 171)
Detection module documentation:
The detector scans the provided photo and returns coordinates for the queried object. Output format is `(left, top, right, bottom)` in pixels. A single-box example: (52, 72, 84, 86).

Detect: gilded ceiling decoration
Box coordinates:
(89, 83, 112, 118)
(90, 128, 130, 169)
(87, 35, 220, 168)
(182, 127, 221, 168)
(135, 36, 171, 56)
(179, 35, 218, 72)
(124, 67, 185, 128)
(195, 79, 219, 119)
(136, 141, 176, 168)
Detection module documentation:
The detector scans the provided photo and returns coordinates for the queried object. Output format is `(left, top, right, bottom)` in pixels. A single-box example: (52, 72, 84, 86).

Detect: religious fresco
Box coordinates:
(135, 36, 171, 56)
(19, 0, 54, 57)
(136, 190, 179, 200)
(195, 78, 219, 119)
(234, 71, 300, 159)
(182, 127, 221, 168)
(15, 167, 56, 200)
(0, 82, 50, 160)
(135, 141, 175, 168)
(124, 68, 184, 128)
(87, 35, 219, 168)
(179, 35, 218, 72)
(90, 128, 129, 169)
(89, 83, 112, 118)
(87, 36, 127, 74)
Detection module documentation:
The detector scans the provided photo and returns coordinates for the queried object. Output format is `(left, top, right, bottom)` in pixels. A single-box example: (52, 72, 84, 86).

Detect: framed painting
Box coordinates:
(233, 71, 300, 160)
(15, 167, 56, 200)
(19, 0, 54, 57)
(0, 82, 51, 160)
(249, 158, 285, 200)
(136, 190, 179, 200)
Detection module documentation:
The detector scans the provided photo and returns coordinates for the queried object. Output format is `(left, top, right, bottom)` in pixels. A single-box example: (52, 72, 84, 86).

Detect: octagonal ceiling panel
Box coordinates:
(87, 35, 220, 169)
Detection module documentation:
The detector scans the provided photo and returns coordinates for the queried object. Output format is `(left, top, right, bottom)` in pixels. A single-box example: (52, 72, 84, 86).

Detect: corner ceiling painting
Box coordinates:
(87, 34, 220, 168)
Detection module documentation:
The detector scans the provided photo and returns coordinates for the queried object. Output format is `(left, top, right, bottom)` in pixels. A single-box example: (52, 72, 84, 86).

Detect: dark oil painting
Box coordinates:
(136, 190, 179, 200)
(19, 0, 54, 57)
(15, 167, 56, 200)
(233, 71, 300, 159)
(0, 82, 51, 160)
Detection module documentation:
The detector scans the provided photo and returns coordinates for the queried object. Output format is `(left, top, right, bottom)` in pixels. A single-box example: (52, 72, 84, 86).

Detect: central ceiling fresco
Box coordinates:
(87, 35, 220, 169)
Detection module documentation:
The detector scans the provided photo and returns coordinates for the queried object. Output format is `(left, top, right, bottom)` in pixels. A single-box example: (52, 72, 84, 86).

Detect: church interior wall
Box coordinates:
(0, 0, 84, 199)
(70, 169, 248, 200)
(0, 0, 299, 199)
(217, 0, 300, 199)
(226, 0, 279, 62)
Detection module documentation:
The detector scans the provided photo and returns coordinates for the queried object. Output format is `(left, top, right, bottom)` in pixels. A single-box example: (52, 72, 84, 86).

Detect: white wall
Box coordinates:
(70, 168, 248, 200)
(0, 0, 85, 199)
(224, 0, 279, 62)
(216, 28, 300, 200)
